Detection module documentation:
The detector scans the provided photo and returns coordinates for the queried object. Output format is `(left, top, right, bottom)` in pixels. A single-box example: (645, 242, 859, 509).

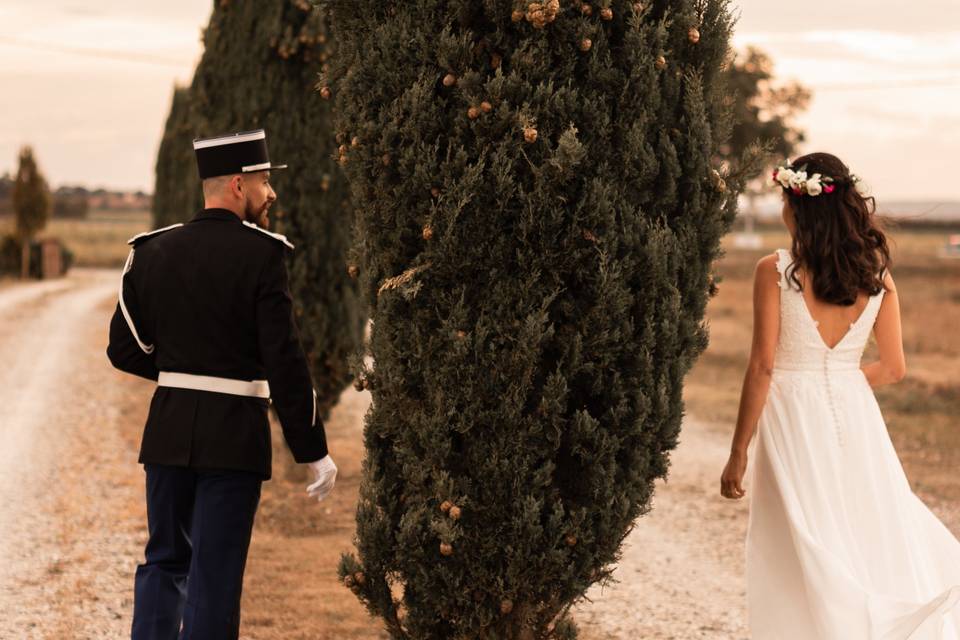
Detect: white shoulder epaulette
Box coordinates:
(242, 220, 295, 250)
(127, 223, 184, 246)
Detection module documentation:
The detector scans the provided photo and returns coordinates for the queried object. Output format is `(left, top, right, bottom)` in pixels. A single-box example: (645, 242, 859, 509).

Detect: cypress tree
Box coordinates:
(152, 0, 364, 413)
(324, 1, 739, 638)
(153, 87, 201, 228)
(12, 146, 51, 279)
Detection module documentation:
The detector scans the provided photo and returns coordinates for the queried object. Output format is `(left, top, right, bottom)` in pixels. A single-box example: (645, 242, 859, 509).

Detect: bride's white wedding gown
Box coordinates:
(747, 249, 960, 639)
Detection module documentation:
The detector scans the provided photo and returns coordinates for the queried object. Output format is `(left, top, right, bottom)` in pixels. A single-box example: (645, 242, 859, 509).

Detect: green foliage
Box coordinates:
(152, 0, 365, 413)
(0, 234, 19, 274)
(153, 87, 201, 228)
(724, 46, 811, 186)
(0, 235, 71, 277)
(13, 147, 50, 241)
(323, 1, 739, 637)
(0, 173, 13, 215)
(13, 146, 51, 279)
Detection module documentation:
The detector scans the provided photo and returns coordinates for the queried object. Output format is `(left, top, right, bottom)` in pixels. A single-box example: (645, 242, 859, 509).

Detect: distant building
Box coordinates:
(87, 190, 151, 211)
(0, 178, 151, 219)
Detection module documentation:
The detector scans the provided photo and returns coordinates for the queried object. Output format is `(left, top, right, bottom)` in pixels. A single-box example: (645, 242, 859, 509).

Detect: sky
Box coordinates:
(0, 1, 958, 202)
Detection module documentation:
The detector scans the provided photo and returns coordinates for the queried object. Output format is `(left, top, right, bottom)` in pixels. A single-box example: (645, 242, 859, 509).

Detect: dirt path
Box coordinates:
(0, 269, 150, 638)
(575, 420, 751, 639)
(1, 271, 955, 639)
(0, 269, 379, 639)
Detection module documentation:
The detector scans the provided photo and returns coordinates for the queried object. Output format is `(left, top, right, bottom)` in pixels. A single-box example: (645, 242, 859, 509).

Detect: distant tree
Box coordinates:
(0, 172, 12, 215)
(12, 147, 51, 279)
(723, 47, 811, 200)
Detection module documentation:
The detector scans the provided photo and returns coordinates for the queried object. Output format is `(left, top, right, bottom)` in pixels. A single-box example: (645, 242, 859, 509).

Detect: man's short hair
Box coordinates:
(202, 174, 236, 200)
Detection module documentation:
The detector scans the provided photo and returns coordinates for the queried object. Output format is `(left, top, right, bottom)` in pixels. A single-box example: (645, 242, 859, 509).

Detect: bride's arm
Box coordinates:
(862, 270, 906, 388)
(721, 253, 780, 500)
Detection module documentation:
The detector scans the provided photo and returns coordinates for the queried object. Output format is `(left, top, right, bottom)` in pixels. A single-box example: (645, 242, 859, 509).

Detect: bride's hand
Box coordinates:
(721, 450, 748, 500)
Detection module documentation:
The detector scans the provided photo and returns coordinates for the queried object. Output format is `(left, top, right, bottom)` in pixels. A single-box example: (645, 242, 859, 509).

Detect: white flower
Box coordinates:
(852, 175, 869, 196)
(790, 170, 808, 188)
(776, 168, 795, 188)
(806, 174, 823, 196)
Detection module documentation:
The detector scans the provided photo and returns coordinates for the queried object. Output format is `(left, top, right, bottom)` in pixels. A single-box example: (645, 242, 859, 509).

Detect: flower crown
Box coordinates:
(773, 164, 861, 197)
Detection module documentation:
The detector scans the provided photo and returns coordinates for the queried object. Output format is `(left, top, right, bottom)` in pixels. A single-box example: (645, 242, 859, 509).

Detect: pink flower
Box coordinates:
(772, 169, 780, 181)
(792, 186, 803, 195)
(824, 184, 836, 194)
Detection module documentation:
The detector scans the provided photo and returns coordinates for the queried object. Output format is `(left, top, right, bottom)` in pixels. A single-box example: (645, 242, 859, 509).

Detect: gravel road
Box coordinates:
(576, 419, 751, 639)
(0, 269, 152, 638)
(1, 271, 954, 640)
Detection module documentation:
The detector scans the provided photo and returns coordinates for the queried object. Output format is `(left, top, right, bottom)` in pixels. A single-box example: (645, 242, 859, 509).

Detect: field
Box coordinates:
(0, 208, 151, 269)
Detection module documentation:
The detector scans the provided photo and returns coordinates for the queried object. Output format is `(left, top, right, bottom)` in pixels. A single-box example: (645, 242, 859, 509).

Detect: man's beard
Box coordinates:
(244, 199, 270, 228)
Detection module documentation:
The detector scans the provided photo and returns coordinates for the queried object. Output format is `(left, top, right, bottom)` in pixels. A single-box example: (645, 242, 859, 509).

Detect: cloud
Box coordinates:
(732, 31, 960, 83)
(732, 7, 960, 199)
(733, 0, 960, 35)
(0, 2, 206, 74)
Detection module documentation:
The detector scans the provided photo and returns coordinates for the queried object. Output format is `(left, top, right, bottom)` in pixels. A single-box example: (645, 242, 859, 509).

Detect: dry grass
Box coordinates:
(0, 209, 151, 269)
(687, 226, 960, 508)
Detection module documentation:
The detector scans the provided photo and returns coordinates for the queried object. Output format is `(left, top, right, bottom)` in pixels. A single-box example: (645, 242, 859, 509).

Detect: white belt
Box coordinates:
(157, 372, 271, 399)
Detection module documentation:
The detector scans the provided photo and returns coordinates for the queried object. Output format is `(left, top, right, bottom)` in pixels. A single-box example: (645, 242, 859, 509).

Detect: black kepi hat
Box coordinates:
(193, 129, 288, 180)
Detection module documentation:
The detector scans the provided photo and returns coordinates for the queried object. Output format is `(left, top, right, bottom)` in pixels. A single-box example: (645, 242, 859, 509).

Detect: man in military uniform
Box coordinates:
(107, 129, 337, 640)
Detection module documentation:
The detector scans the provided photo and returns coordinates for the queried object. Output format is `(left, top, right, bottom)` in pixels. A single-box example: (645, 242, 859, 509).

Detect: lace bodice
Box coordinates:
(773, 248, 885, 373)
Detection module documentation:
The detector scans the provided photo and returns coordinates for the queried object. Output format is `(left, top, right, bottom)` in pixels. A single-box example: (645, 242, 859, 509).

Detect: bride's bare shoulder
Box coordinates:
(754, 253, 781, 283)
(882, 268, 897, 293)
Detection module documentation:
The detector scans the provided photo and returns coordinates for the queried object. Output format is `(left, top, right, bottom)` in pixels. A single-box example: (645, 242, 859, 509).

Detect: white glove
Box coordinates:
(306, 455, 337, 502)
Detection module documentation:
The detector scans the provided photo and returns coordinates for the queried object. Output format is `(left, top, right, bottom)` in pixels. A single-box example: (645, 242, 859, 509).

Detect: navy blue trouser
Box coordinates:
(131, 464, 262, 640)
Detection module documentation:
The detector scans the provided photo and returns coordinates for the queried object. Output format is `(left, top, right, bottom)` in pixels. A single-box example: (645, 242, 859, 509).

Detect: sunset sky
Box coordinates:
(0, 1, 957, 202)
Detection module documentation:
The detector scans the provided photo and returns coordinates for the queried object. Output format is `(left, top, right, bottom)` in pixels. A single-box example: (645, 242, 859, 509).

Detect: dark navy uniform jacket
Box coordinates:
(106, 208, 328, 479)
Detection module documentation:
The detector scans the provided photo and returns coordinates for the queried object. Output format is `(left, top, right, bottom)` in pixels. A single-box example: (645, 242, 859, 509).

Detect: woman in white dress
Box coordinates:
(720, 152, 960, 639)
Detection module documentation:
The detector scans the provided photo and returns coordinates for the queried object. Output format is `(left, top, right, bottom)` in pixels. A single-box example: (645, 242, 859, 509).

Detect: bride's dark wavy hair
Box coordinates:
(781, 152, 891, 305)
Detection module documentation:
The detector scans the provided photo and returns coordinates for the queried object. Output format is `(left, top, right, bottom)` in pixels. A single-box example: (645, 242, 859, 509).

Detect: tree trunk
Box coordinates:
(20, 237, 29, 280)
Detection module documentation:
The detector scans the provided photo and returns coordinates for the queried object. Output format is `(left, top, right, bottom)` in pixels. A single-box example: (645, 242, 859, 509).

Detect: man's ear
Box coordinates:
(230, 175, 244, 199)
